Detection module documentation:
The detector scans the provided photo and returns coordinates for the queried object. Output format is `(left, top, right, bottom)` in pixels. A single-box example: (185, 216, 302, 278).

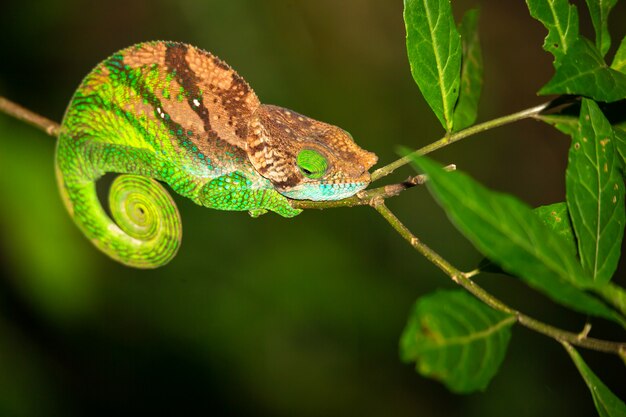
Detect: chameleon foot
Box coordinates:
(248, 208, 268, 218)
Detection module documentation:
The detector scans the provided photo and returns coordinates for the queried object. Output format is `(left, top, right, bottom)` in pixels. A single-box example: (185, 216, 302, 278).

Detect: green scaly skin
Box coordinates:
(56, 41, 377, 268)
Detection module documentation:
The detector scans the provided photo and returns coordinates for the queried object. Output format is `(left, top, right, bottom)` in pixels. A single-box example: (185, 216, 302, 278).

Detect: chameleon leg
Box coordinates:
(197, 171, 302, 218)
(55, 136, 183, 268)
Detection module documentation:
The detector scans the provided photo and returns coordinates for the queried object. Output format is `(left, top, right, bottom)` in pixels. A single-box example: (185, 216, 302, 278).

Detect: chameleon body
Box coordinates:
(56, 41, 377, 268)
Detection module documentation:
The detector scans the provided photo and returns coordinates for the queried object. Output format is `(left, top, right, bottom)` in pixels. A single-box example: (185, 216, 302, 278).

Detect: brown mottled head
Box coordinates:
(246, 105, 378, 201)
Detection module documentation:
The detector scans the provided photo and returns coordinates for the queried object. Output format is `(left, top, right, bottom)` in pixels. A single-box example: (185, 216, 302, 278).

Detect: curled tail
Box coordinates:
(55, 137, 182, 268)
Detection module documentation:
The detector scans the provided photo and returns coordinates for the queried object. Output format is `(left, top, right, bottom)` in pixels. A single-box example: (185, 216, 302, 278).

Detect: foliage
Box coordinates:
(400, 290, 514, 393)
(401, 0, 626, 415)
(526, 0, 626, 101)
(565, 99, 624, 285)
(409, 155, 622, 324)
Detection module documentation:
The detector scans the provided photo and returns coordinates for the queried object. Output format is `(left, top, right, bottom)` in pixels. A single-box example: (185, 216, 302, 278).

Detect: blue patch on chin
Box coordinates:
(280, 182, 368, 201)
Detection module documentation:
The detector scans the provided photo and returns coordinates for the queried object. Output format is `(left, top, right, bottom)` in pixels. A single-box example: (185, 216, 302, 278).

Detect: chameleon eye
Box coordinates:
(296, 149, 328, 179)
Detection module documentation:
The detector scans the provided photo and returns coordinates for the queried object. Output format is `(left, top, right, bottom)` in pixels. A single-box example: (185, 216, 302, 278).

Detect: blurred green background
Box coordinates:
(0, 0, 625, 416)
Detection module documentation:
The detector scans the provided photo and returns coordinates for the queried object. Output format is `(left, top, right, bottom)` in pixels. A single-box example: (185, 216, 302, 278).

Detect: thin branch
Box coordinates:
(372, 201, 626, 355)
(0, 96, 60, 137)
(370, 101, 552, 182)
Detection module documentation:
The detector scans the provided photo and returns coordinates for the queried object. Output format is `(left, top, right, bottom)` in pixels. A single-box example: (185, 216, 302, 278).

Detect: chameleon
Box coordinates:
(56, 41, 378, 268)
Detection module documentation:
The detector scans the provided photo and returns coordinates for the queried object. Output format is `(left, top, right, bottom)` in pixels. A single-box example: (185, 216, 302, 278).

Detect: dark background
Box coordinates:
(0, 1, 625, 416)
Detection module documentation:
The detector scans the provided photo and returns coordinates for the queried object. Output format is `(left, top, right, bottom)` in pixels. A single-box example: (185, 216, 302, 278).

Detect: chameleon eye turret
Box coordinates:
(55, 41, 377, 268)
(296, 149, 328, 179)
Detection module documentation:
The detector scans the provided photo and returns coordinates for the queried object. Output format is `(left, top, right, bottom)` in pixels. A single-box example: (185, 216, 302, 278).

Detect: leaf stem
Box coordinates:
(370, 101, 552, 182)
(0, 96, 60, 137)
(372, 201, 626, 355)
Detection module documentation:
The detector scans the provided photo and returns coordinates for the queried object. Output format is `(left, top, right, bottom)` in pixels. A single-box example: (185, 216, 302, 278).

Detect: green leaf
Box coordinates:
(526, 0, 579, 66)
(563, 343, 626, 417)
(612, 36, 626, 73)
(452, 8, 483, 131)
(534, 202, 577, 255)
(404, 0, 462, 132)
(585, 0, 617, 57)
(400, 290, 515, 393)
(540, 39, 626, 102)
(566, 99, 625, 284)
(409, 155, 623, 324)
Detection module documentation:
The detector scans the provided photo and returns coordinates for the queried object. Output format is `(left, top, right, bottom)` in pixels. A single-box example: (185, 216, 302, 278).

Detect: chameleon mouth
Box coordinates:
(277, 176, 370, 201)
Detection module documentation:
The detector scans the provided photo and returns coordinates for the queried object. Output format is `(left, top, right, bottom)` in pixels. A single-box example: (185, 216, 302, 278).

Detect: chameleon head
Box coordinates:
(246, 105, 378, 201)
